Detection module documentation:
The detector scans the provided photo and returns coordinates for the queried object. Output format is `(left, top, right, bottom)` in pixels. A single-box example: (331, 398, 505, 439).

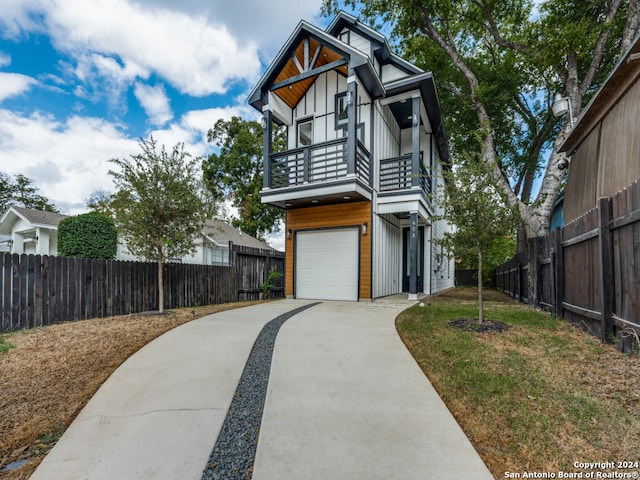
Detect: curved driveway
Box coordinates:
(30, 299, 492, 480)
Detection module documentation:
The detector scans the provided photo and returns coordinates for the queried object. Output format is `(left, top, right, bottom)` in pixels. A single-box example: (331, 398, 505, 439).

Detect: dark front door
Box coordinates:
(402, 226, 424, 292)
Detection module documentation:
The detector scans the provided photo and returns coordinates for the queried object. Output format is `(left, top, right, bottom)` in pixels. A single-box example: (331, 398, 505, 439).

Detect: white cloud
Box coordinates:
(1, 1, 324, 100)
(131, 0, 325, 55)
(40, 0, 261, 96)
(0, 72, 36, 100)
(0, 109, 138, 214)
(0, 53, 10, 68)
(145, 105, 253, 160)
(134, 82, 173, 126)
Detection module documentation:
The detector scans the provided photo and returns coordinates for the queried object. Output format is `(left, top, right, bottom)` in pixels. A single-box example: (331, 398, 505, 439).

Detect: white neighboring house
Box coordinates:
(0, 206, 68, 255)
(116, 218, 277, 265)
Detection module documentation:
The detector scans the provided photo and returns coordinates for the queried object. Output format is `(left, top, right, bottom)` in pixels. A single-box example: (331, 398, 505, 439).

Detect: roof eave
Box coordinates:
(249, 19, 371, 111)
(385, 73, 450, 162)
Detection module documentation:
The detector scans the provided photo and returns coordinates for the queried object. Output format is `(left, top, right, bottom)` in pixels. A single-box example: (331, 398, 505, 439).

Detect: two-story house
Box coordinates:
(249, 12, 454, 301)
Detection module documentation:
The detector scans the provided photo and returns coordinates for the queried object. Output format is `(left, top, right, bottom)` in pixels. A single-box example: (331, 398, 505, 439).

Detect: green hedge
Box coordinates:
(58, 212, 117, 259)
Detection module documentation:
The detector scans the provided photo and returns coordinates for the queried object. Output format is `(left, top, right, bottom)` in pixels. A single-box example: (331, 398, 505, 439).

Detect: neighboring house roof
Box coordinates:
(0, 206, 68, 235)
(202, 219, 276, 251)
(560, 31, 640, 155)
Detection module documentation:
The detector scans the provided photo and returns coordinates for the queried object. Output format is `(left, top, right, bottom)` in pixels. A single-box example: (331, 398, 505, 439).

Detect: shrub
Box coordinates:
(58, 212, 117, 259)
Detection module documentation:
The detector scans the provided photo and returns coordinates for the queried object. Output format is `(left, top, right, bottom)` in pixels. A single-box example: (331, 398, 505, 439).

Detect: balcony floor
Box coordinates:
(261, 177, 372, 209)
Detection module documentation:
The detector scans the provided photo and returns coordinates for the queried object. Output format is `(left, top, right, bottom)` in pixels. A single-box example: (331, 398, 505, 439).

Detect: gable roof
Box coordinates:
(202, 219, 276, 251)
(0, 206, 68, 235)
(248, 15, 384, 112)
(325, 11, 422, 77)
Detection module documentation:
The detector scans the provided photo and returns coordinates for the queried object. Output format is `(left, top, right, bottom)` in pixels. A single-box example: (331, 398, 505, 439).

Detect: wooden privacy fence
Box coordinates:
(495, 180, 640, 351)
(0, 243, 285, 333)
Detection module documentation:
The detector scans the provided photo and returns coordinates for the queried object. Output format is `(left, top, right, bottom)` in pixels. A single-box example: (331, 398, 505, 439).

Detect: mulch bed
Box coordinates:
(447, 318, 511, 333)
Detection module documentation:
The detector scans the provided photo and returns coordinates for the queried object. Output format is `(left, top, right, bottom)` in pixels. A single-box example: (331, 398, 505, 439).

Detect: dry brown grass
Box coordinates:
(0, 301, 260, 479)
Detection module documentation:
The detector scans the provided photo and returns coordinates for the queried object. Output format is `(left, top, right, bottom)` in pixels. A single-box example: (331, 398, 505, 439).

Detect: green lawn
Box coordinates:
(396, 288, 640, 477)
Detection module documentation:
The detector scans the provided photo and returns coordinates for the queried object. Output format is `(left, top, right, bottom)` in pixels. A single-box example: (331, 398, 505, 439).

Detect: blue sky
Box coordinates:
(0, 0, 327, 242)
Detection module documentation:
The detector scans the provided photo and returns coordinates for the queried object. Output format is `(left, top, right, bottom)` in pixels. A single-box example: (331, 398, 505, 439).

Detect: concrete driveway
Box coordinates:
(29, 299, 492, 480)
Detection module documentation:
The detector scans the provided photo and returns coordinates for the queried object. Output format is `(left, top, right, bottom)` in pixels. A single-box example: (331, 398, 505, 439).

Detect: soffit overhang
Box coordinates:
(385, 73, 450, 163)
(248, 20, 383, 112)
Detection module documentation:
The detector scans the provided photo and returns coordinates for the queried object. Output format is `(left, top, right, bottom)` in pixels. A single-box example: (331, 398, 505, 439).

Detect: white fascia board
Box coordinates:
(379, 90, 420, 106)
(376, 195, 431, 219)
(265, 93, 293, 126)
(260, 180, 371, 204)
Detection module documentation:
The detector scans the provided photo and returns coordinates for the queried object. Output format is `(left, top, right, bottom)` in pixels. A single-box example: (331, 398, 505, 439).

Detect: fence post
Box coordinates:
(554, 226, 565, 319)
(597, 197, 614, 342)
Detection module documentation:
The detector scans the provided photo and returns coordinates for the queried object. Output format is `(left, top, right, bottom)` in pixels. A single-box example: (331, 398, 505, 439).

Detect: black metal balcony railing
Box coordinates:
(379, 154, 433, 202)
(268, 138, 370, 189)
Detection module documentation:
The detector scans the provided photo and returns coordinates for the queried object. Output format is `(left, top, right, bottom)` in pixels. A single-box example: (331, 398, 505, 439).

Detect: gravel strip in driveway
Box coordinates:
(201, 302, 320, 480)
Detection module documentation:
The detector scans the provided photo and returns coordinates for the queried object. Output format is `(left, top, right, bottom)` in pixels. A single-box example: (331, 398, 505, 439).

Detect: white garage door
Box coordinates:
(295, 228, 359, 301)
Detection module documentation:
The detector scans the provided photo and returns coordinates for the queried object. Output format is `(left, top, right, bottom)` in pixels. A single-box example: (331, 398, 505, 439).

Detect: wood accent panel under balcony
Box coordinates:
(285, 201, 372, 299)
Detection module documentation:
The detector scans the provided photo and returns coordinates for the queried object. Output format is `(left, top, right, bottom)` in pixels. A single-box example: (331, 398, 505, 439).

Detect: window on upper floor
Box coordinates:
(335, 92, 349, 129)
(297, 117, 313, 147)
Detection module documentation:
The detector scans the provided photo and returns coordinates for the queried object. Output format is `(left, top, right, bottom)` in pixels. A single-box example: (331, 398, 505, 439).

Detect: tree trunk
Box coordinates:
(478, 240, 484, 324)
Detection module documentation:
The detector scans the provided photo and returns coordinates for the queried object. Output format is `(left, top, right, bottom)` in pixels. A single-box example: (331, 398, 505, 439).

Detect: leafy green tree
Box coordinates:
(457, 234, 517, 286)
(58, 212, 118, 259)
(0, 171, 58, 213)
(203, 117, 286, 239)
(109, 137, 214, 313)
(439, 156, 520, 323)
(323, 0, 639, 300)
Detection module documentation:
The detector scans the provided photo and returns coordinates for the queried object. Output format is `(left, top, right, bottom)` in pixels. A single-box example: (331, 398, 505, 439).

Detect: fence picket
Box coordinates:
(0, 245, 284, 333)
(494, 181, 640, 351)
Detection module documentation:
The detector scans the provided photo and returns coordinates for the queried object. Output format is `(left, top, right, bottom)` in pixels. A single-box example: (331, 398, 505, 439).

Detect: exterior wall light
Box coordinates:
(362, 222, 368, 235)
(552, 93, 574, 127)
(286, 228, 292, 239)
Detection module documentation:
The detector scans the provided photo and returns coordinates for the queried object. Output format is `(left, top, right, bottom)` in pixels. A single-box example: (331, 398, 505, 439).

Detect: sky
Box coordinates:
(0, 0, 329, 249)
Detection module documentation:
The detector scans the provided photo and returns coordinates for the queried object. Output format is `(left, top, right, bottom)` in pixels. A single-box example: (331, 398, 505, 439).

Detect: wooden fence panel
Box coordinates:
(494, 180, 640, 351)
(0, 246, 284, 333)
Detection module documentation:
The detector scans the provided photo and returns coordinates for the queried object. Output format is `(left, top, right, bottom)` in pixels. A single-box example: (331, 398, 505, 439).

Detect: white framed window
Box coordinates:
(297, 117, 313, 147)
(335, 92, 349, 129)
(210, 247, 229, 265)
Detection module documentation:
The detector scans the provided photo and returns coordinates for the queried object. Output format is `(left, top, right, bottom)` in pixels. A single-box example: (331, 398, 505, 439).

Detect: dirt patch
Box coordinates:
(448, 318, 511, 333)
(0, 301, 260, 480)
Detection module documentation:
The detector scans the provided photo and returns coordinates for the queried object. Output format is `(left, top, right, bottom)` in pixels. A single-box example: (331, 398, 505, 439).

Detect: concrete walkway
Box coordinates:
(30, 299, 492, 480)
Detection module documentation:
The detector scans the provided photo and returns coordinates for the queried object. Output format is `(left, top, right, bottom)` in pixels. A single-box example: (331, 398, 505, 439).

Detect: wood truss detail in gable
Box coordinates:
(271, 36, 350, 109)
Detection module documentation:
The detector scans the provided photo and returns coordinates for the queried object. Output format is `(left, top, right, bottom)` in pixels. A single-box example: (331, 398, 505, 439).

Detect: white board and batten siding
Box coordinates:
(295, 228, 360, 301)
(372, 213, 402, 298)
(291, 70, 372, 151)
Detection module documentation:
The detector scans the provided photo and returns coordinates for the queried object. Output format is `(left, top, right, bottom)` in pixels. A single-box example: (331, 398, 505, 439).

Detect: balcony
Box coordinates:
(379, 154, 432, 200)
(378, 154, 434, 217)
(262, 138, 372, 208)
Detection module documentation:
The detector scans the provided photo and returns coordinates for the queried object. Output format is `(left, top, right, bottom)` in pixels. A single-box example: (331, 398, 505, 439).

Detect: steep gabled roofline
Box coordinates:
(326, 11, 422, 76)
(0, 206, 67, 235)
(248, 19, 374, 111)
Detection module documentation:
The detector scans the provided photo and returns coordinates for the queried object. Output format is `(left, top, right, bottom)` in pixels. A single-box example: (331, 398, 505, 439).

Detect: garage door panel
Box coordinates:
(295, 229, 359, 301)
